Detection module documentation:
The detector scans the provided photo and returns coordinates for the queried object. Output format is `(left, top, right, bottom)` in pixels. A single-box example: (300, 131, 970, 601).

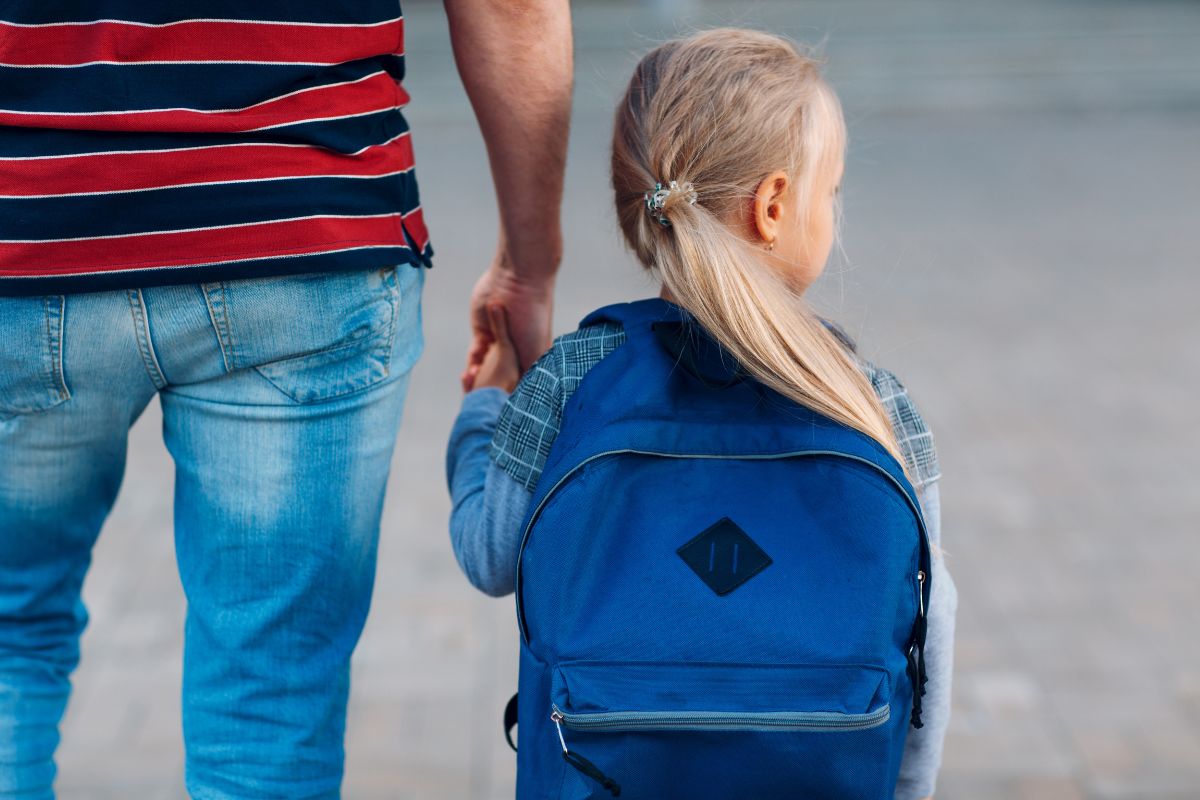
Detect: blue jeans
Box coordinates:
(0, 265, 425, 799)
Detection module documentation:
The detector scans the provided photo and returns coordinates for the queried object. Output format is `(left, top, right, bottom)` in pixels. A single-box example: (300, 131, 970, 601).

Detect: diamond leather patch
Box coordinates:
(677, 517, 773, 596)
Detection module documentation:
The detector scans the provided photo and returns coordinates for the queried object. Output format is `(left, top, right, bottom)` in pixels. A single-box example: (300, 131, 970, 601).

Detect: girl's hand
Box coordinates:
(463, 303, 522, 394)
(461, 257, 554, 388)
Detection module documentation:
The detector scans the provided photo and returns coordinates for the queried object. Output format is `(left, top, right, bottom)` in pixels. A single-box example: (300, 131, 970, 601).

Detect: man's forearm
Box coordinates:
(444, 0, 573, 281)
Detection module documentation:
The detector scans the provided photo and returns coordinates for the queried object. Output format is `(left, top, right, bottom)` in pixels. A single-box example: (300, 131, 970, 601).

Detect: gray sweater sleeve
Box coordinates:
(895, 481, 957, 800)
(446, 387, 531, 597)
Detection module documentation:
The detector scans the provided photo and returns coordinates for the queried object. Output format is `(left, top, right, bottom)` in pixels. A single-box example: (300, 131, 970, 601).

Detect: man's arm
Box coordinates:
(443, 0, 573, 377)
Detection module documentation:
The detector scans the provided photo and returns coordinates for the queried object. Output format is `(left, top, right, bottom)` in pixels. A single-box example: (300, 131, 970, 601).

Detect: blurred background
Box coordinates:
(55, 1, 1199, 798)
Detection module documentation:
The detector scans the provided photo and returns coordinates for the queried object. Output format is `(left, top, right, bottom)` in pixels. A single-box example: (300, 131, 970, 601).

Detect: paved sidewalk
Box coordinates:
(51, 1, 1200, 798)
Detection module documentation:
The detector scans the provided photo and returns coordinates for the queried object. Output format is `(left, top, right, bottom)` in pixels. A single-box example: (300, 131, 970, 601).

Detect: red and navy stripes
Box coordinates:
(0, 1, 431, 295)
(0, 18, 405, 67)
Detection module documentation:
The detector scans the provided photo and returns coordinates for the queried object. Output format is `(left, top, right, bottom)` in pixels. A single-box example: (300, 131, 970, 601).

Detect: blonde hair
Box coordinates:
(611, 28, 905, 465)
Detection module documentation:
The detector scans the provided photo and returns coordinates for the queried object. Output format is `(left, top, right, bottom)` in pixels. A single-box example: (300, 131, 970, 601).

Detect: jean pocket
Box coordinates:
(0, 295, 70, 417)
(203, 266, 402, 404)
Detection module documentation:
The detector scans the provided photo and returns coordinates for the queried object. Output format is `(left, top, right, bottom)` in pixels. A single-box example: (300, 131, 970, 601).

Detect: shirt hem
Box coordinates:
(0, 244, 432, 296)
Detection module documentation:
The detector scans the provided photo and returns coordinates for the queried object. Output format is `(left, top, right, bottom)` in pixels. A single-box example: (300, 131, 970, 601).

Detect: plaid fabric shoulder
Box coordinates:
(864, 363, 942, 488)
(489, 319, 940, 492)
(820, 319, 941, 487)
(489, 322, 627, 491)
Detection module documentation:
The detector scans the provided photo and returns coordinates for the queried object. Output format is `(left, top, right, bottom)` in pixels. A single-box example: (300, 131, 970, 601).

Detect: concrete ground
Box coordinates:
(49, 0, 1200, 798)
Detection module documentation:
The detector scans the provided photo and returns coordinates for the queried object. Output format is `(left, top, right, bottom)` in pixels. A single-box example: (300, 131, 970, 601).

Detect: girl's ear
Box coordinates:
(752, 171, 790, 246)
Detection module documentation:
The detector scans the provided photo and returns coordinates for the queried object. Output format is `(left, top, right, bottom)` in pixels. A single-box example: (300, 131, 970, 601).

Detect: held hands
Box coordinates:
(462, 302, 522, 394)
(461, 256, 554, 391)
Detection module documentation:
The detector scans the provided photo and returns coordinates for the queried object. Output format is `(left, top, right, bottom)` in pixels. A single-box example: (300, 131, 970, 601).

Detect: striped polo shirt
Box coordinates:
(0, 0, 432, 296)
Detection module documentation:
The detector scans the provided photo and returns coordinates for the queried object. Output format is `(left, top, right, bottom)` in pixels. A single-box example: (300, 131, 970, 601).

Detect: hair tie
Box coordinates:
(644, 180, 697, 227)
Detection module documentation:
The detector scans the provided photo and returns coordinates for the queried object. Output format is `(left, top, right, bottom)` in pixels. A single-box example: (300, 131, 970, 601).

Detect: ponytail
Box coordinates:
(611, 29, 906, 467)
(654, 197, 904, 465)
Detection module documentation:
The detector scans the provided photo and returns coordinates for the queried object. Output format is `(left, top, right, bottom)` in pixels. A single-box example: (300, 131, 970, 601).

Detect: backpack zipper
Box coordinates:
(551, 704, 891, 733)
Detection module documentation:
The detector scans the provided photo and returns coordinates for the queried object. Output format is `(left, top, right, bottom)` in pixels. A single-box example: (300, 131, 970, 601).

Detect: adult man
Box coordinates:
(0, 0, 571, 796)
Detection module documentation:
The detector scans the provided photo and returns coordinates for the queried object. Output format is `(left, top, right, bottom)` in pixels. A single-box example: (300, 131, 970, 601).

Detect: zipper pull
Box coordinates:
(916, 570, 929, 694)
(551, 710, 568, 752)
(917, 569, 926, 618)
(906, 569, 930, 729)
(552, 708, 622, 797)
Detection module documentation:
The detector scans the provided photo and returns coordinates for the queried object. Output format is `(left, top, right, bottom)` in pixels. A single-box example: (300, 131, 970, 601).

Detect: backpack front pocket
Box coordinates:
(548, 661, 897, 799)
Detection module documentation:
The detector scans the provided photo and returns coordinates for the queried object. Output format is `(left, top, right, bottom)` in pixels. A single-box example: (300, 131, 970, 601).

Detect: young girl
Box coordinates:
(447, 29, 955, 800)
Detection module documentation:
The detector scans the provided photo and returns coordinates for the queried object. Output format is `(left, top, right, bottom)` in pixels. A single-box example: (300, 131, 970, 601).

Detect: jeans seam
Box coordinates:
(219, 281, 239, 370)
(200, 283, 233, 373)
(43, 295, 70, 402)
(382, 267, 400, 380)
(127, 289, 167, 389)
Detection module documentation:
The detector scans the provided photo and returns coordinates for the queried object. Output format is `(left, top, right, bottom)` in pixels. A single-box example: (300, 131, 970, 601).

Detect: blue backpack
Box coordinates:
(505, 299, 930, 799)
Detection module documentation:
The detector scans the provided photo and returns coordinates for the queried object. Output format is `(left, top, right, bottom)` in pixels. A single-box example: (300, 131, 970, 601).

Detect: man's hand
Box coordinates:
(462, 252, 554, 388)
(444, 0, 571, 380)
